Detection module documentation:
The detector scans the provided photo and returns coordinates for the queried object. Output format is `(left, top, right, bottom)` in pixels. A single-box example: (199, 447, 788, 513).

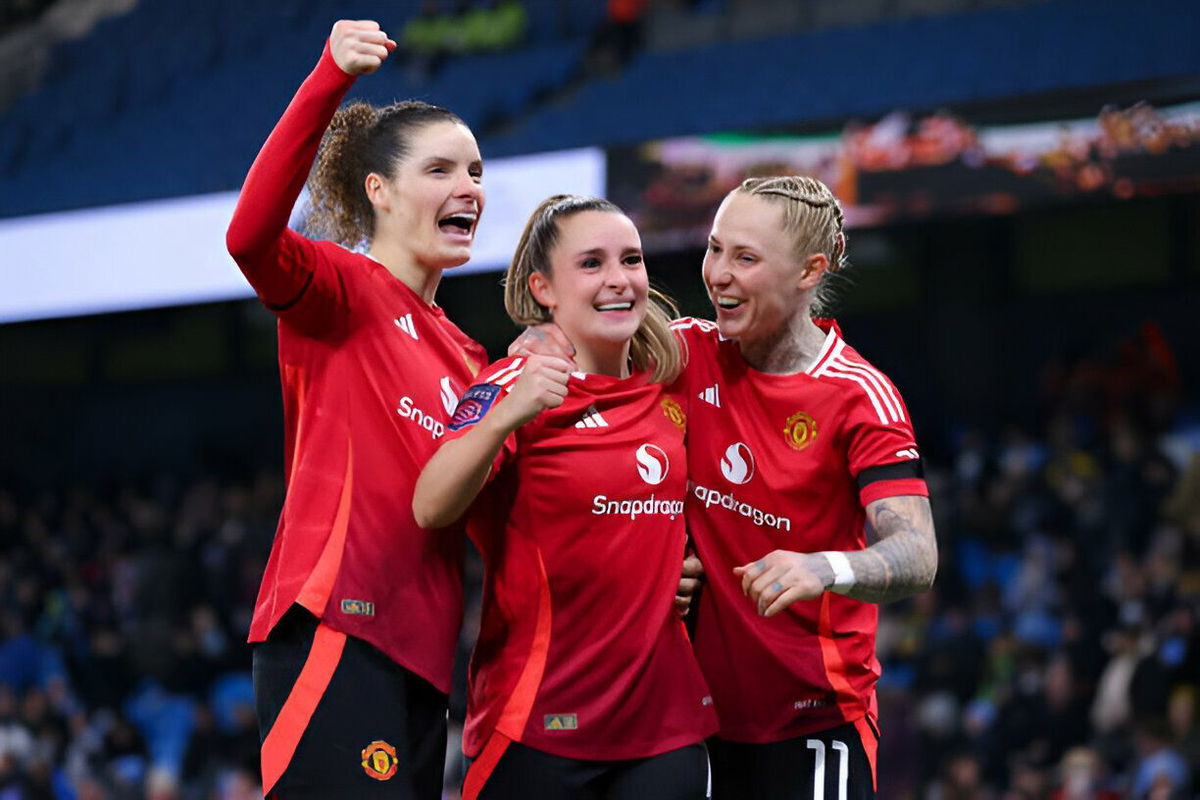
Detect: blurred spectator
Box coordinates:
(1052, 746, 1121, 800)
(928, 749, 996, 800)
(401, 0, 528, 81)
(0, 330, 1196, 797)
(586, 0, 647, 75)
(462, 0, 528, 52)
(1131, 720, 1190, 799)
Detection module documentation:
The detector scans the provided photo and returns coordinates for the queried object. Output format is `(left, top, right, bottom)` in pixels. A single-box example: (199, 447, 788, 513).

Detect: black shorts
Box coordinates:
(464, 735, 709, 800)
(253, 606, 449, 799)
(709, 719, 878, 800)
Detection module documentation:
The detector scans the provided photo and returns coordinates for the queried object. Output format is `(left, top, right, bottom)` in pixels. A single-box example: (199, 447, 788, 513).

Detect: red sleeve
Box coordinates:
(669, 317, 716, 399)
(667, 324, 692, 399)
(844, 382, 928, 507)
(225, 40, 356, 324)
(441, 356, 528, 476)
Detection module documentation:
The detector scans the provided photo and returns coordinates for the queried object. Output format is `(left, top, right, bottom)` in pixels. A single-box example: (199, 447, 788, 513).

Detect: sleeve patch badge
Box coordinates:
(448, 384, 502, 431)
(544, 714, 578, 731)
(340, 599, 375, 617)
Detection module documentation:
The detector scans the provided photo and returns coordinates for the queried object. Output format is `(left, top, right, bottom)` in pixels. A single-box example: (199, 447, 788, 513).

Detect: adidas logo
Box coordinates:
(574, 405, 609, 429)
(698, 384, 721, 408)
(394, 313, 418, 340)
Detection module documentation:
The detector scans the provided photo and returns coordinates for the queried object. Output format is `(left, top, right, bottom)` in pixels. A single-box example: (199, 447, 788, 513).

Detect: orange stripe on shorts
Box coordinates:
(854, 715, 879, 791)
(259, 622, 347, 795)
(462, 731, 513, 800)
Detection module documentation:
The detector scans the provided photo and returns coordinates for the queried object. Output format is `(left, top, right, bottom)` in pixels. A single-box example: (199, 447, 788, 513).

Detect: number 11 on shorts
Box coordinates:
(806, 739, 849, 800)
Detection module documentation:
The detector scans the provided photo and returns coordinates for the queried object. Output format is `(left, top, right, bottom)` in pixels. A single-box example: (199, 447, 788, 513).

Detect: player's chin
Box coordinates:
(592, 319, 639, 346)
(715, 317, 744, 340)
(435, 245, 473, 270)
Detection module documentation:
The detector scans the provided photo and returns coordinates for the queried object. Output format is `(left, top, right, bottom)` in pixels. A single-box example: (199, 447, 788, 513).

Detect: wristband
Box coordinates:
(819, 551, 856, 595)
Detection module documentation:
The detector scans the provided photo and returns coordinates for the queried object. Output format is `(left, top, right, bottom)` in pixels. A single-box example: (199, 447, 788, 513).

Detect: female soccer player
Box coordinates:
(510, 176, 937, 798)
(672, 176, 938, 799)
(225, 20, 492, 799)
(412, 195, 717, 800)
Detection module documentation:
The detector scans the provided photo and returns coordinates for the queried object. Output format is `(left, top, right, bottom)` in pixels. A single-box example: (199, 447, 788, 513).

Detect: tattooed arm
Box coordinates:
(735, 495, 937, 615)
(841, 495, 937, 603)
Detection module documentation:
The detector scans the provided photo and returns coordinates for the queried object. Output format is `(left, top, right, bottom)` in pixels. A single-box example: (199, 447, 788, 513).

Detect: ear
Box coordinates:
(364, 172, 389, 212)
(528, 270, 555, 311)
(798, 253, 829, 291)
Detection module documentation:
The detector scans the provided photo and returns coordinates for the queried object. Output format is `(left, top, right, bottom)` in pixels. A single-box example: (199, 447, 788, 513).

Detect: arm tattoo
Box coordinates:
(842, 495, 937, 604)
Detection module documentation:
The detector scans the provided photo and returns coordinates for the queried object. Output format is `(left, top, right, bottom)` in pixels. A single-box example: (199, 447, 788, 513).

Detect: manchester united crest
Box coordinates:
(783, 411, 818, 451)
(361, 740, 398, 781)
(661, 397, 686, 431)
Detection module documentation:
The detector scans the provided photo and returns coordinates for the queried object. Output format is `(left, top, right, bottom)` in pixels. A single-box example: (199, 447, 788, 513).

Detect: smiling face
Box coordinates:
(702, 191, 827, 350)
(530, 210, 649, 372)
(368, 120, 484, 270)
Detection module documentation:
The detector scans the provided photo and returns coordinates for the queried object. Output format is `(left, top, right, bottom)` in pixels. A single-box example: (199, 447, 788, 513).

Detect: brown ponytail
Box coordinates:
(305, 100, 467, 250)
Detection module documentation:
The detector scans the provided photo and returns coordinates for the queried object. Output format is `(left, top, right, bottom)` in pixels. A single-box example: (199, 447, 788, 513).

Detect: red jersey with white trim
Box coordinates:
(673, 317, 928, 742)
(444, 356, 717, 760)
(226, 42, 487, 694)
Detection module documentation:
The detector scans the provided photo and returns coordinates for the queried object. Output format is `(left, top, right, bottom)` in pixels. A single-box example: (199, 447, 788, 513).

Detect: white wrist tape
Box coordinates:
(820, 551, 856, 594)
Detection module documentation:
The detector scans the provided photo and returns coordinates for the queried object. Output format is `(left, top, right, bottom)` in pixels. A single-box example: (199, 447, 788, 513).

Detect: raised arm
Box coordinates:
(737, 494, 937, 615)
(225, 20, 395, 306)
(412, 356, 571, 529)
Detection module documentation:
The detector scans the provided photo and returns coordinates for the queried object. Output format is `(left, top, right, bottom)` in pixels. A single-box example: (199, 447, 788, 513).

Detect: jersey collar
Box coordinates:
(804, 319, 843, 376)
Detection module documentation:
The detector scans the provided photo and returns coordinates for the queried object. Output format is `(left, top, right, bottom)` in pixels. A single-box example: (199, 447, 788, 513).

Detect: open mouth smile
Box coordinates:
(715, 295, 744, 309)
(438, 212, 477, 238)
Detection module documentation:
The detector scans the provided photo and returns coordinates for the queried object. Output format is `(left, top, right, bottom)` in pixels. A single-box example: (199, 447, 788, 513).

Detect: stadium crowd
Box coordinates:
(0, 340, 1197, 799)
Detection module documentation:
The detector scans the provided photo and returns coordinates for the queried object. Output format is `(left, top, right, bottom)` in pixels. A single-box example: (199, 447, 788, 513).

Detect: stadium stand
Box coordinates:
(2, 347, 1197, 797)
(1, 0, 1198, 215)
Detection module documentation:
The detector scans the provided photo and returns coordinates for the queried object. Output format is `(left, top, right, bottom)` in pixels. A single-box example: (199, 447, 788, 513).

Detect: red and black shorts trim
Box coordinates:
(463, 734, 709, 800)
(709, 718, 879, 800)
(253, 606, 448, 799)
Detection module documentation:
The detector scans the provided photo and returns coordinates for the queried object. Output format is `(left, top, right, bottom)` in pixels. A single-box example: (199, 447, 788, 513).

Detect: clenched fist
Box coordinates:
(494, 355, 572, 431)
(330, 20, 397, 76)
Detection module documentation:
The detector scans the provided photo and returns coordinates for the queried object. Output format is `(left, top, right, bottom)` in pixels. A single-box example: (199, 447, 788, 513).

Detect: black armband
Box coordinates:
(856, 459, 924, 489)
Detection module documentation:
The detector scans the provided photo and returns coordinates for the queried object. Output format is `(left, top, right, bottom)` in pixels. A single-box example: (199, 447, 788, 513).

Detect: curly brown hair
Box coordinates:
(503, 195, 681, 385)
(305, 100, 467, 249)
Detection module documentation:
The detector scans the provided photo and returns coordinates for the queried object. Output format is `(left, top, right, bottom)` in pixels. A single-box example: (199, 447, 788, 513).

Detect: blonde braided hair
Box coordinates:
(736, 176, 849, 317)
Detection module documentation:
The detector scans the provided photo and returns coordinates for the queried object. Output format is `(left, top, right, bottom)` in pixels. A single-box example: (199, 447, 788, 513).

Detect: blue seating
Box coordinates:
(1, 0, 1198, 217)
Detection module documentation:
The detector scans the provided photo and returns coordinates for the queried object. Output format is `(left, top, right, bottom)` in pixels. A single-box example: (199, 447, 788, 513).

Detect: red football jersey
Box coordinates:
(443, 356, 717, 760)
(672, 317, 928, 742)
(227, 43, 487, 694)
